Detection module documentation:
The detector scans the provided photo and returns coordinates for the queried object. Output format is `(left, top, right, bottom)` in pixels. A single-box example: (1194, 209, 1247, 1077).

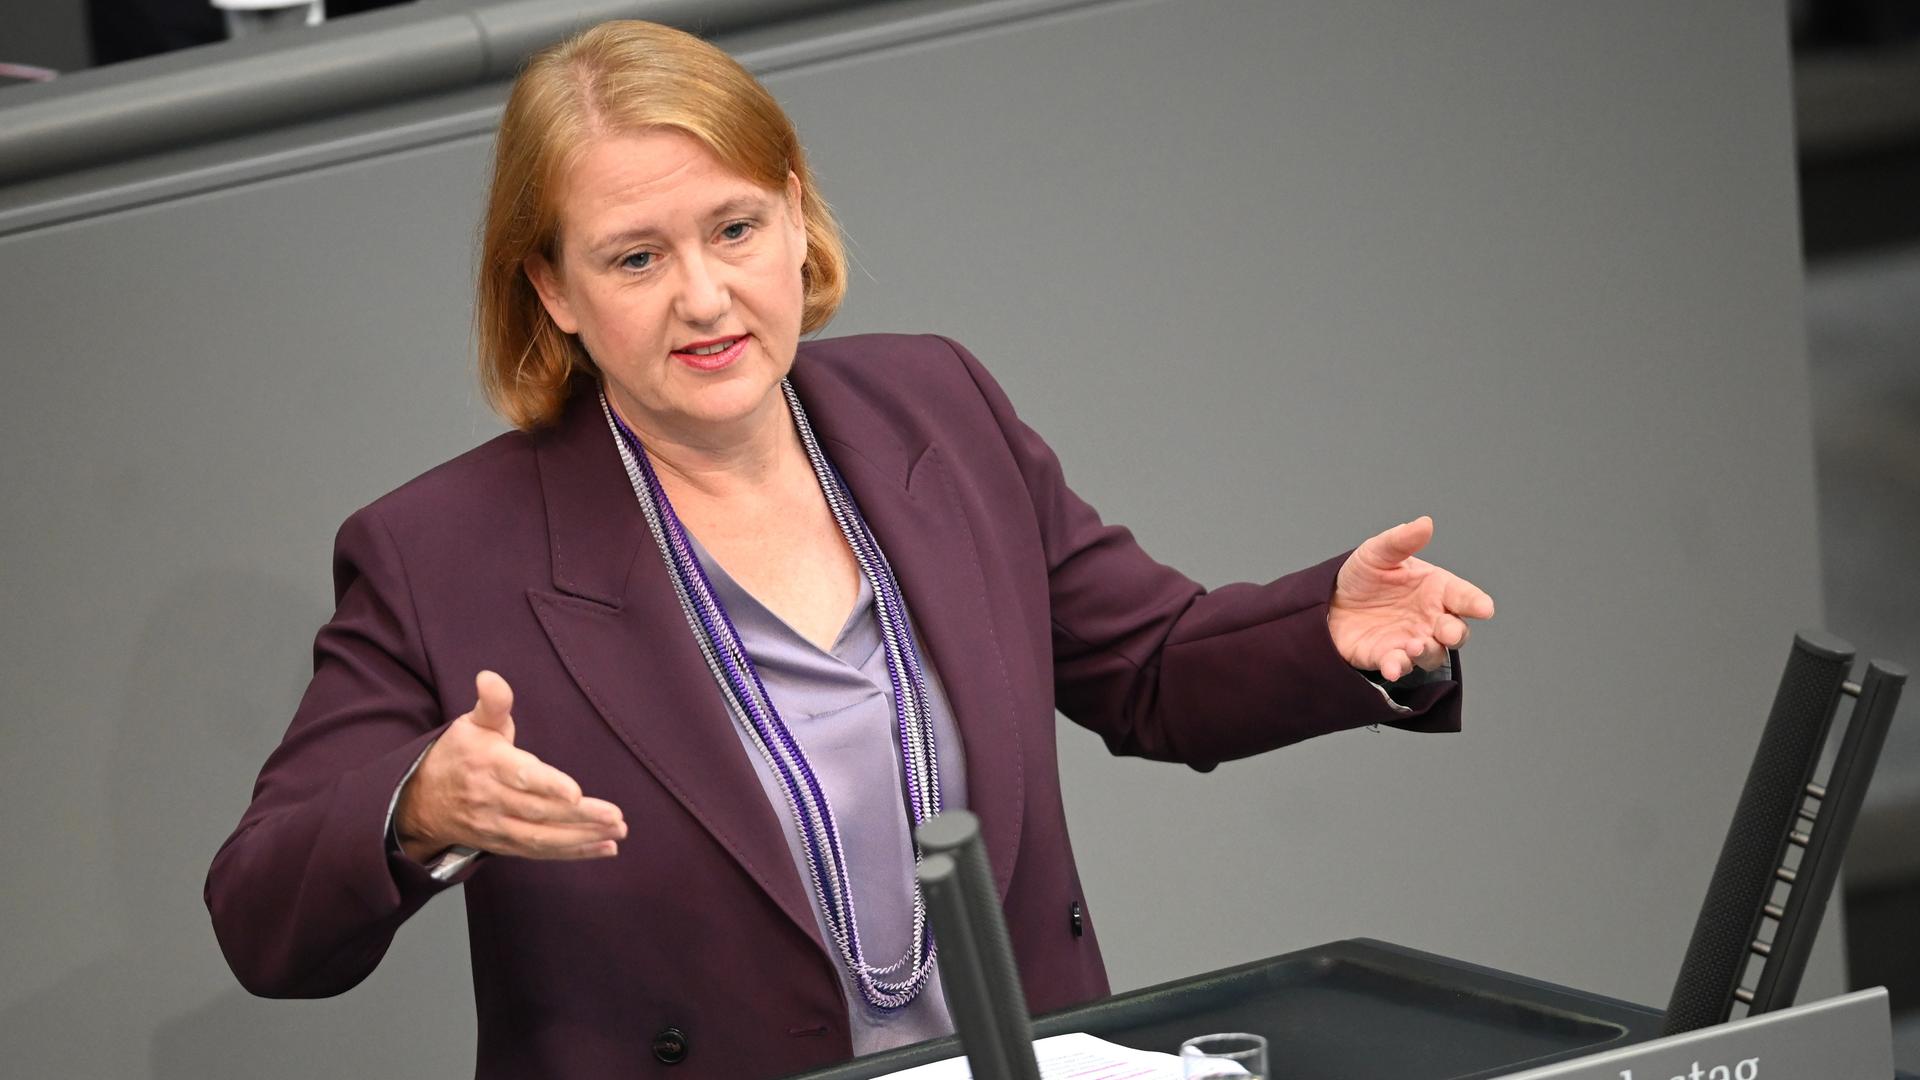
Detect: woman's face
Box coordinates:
(526, 128, 808, 444)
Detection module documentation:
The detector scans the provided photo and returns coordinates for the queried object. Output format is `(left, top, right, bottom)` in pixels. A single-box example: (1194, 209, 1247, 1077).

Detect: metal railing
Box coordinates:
(0, 0, 864, 186)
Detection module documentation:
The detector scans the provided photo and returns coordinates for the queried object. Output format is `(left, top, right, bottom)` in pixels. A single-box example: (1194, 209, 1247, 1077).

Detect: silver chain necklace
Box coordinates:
(600, 384, 942, 1010)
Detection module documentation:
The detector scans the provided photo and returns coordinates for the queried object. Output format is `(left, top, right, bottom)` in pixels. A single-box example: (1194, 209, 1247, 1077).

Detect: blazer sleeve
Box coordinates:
(204, 505, 470, 997)
(942, 337, 1460, 769)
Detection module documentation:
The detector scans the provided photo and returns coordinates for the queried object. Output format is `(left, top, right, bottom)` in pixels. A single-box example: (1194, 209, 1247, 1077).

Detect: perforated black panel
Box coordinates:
(1661, 632, 1852, 1034)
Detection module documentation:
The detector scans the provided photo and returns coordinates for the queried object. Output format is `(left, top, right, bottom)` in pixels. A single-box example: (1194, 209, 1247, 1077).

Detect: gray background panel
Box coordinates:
(0, 0, 1840, 1074)
(763, 0, 1833, 1003)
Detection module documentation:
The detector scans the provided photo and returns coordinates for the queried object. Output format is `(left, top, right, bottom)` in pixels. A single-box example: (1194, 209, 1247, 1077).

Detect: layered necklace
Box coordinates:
(600, 383, 942, 1010)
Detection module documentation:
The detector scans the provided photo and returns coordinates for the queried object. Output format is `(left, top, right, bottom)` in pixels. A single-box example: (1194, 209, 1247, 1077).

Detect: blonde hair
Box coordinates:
(476, 20, 847, 430)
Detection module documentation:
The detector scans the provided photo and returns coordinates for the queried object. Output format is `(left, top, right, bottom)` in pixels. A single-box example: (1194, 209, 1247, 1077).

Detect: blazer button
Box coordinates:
(651, 1027, 689, 1065)
(1069, 899, 1084, 938)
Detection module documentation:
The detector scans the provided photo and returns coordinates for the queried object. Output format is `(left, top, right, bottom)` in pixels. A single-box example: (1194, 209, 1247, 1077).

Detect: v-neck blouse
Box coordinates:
(687, 534, 968, 1057)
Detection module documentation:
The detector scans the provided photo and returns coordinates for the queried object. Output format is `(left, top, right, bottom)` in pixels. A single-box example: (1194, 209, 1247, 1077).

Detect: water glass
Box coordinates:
(1180, 1031, 1267, 1078)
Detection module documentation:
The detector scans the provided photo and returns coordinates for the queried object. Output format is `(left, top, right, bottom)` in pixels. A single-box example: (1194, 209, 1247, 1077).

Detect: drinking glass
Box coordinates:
(1179, 1032, 1267, 1079)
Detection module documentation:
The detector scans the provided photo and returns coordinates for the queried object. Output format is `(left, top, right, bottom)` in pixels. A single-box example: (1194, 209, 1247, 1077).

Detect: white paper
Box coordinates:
(871, 1032, 1194, 1080)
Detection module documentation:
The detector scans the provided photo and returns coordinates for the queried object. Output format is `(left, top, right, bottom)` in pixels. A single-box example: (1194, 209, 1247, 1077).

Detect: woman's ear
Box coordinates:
(784, 172, 807, 265)
(524, 253, 580, 335)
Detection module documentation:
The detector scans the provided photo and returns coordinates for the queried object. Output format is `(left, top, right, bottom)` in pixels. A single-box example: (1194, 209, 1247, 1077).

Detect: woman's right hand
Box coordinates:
(394, 670, 627, 863)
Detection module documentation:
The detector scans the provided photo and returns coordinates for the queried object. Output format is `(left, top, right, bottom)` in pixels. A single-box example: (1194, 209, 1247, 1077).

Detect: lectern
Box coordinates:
(783, 632, 1908, 1080)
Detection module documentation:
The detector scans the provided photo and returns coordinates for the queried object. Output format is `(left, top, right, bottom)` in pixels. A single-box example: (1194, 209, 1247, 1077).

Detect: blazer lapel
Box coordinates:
(526, 395, 824, 951)
(793, 367, 1027, 902)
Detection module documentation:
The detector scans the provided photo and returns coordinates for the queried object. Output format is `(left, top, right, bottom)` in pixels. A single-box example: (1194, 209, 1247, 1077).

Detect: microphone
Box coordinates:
(915, 810, 1042, 1080)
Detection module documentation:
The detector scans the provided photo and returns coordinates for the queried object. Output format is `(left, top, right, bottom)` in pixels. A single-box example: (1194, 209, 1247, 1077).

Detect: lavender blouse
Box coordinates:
(688, 534, 969, 1057)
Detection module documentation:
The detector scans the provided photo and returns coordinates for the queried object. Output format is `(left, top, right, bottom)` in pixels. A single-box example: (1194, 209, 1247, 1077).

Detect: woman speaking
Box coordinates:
(206, 19, 1494, 1080)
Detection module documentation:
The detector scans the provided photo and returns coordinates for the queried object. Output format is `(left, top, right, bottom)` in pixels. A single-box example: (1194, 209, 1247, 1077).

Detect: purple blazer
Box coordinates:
(205, 334, 1459, 1079)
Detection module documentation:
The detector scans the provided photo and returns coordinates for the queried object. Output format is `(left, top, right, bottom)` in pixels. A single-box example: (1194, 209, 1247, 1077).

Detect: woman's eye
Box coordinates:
(621, 252, 654, 271)
(720, 221, 752, 242)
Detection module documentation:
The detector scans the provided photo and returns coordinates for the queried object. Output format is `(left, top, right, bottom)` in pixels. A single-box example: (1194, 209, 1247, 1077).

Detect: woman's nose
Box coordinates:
(673, 253, 730, 326)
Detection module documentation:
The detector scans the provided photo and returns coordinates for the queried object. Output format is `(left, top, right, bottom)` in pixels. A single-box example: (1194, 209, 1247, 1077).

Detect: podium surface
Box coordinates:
(789, 939, 1665, 1080)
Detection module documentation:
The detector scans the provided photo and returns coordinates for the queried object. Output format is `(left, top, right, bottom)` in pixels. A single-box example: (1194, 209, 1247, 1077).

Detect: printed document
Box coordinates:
(871, 1031, 1225, 1079)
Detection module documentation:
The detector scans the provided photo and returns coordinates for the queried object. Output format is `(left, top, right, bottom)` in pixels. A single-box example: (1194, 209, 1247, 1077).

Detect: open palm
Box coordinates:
(1328, 516, 1495, 682)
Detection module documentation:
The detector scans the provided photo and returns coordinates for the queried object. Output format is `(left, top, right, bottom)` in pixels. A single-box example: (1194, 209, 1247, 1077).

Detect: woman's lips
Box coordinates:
(672, 335, 748, 372)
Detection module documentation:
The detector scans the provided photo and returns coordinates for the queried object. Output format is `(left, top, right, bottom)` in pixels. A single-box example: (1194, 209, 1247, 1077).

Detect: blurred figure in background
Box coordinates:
(86, 0, 409, 65)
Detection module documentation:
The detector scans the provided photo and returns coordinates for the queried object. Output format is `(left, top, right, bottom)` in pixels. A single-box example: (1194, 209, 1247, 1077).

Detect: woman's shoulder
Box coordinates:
(794, 332, 1000, 416)
(798, 330, 968, 372)
(334, 425, 546, 554)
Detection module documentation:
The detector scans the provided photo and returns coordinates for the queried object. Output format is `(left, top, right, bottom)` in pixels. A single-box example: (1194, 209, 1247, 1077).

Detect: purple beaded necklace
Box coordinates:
(601, 385, 941, 1010)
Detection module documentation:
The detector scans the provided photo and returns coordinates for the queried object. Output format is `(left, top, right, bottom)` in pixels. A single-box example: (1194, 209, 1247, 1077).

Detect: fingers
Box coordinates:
(1379, 647, 1414, 683)
(403, 678, 630, 861)
(1378, 624, 1461, 680)
(487, 818, 627, 856)
(554, 840, 621, 860)
(574, 796, 626, 826)
(1364, 515, 1434, 567)
(478, 779, 625, 855)
(481, 751, 626, 859)
(469, 670, 516, 738)
(494, 786, 623, 829)
(494, 747, 584, 803)
(454, 767, 625, 859)
(1442, 576, 1496, 621)
(1383, 641, 1454, 680)
(468, 771, 625, 859)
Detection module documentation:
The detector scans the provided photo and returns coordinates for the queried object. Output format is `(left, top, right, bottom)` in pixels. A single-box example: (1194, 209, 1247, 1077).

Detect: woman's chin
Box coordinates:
(608, 348, 792, 438)
(677, 375, 785, 432)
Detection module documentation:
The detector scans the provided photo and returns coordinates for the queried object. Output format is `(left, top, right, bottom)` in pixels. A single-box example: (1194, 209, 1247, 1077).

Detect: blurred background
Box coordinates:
(1795, 0, 1920, 1065)
(1, 0, 1915, 1075)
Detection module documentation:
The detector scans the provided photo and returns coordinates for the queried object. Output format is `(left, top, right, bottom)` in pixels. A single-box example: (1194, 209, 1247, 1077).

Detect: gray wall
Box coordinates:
(1808, 245, 1920, 888)
(0, 0, 1839, 1075)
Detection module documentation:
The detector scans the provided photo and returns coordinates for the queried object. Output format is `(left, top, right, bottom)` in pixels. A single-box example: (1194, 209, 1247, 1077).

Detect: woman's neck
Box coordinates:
(607, 386, 805, 501)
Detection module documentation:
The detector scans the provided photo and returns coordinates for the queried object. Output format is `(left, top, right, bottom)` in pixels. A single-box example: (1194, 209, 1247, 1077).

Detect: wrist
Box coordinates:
(395, 827, 447, 866)
(388, 736, 447, 864)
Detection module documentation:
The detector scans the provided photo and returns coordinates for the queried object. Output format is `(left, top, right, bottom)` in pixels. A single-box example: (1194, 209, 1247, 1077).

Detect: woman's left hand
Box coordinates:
(1328, 516, 1495, 682)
